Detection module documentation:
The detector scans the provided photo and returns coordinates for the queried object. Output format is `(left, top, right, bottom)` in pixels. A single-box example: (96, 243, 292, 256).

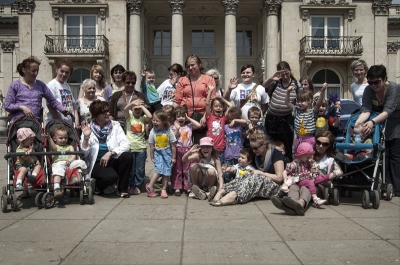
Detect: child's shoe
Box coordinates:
(161, 189, 168, 199)
(174, 189, 181, 196)
(15, 183, 24, 191)
(313, 196, 326, 207)
(192, 185, 207, 200)
(281, 183, 289, 193)
(54, 188, 63, 200)
(128, 186, 140, 195)
(187, 191, 195, 198)
(145, 183, 157, 198)
(208, 186, 217, 202)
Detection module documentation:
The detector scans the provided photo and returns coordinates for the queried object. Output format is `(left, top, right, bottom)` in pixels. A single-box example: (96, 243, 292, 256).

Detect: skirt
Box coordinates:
(154, 148, 173, 176)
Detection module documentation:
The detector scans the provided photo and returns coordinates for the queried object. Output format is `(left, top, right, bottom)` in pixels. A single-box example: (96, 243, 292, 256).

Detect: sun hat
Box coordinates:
(295, 142, 315, 158)
(199, 137, 214, 146)
(17, 128, 35, 142)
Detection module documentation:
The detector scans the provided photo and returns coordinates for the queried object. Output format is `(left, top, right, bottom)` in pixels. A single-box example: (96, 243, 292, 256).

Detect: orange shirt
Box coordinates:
(174, 75, 216, 116)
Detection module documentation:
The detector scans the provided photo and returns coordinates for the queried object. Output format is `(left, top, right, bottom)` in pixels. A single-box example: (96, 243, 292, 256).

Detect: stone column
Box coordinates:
(372, 0, 391, 65)
(387, 42, 399, 83)
(264, 0, 281, 79)
(169, 0, 186, 65)
(0, 41, 15, 124)
(221, 0, 239, 89)
(126, 0, 143, 83)
(15, 0, 35, 60)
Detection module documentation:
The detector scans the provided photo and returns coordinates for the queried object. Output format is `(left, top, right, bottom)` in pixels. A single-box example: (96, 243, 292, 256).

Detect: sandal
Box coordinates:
(145, 183, 157, 198)
(208, 186, 217, 202)
(117, 191, 130, 198)
(210, 199, 237, 207)
(161, 189, 168, 199)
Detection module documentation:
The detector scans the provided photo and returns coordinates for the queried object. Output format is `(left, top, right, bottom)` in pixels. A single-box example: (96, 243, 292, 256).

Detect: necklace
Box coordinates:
(124, 92, 133, 104)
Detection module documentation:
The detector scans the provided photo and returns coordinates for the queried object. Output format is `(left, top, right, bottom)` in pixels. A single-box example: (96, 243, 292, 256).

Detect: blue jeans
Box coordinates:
(129, 150, 147, 187)
(223, 158, 238, 182)
(218, 152, 225, 166)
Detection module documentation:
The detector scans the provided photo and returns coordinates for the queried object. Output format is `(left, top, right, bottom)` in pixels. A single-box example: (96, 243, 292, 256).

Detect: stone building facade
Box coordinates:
(0, 0, 399, 101)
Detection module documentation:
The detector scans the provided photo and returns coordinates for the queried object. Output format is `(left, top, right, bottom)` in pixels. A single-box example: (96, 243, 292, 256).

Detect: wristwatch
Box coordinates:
(371, 120, 376, 125)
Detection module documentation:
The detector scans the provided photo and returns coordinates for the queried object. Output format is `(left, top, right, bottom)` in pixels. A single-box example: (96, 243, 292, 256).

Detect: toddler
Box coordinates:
(222, 148, 255, 180)
(223, 106, 247, 182)
(271, 140, 290, 164)
(44, 125, 87, 200)
(243, 106, 267, 147)
(183, 137, 223, 201)
(140, 69, 162, 113)
(146, 110, 177, 198)
(14, 128, 41, 191)
(124, 99, 152, 195)
(170, 106, 201, 196)
(337, 123, 372, 162)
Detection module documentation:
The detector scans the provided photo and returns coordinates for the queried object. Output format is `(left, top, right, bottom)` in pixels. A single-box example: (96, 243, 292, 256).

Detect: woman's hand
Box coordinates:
(251, 169, 265, 176)
(271, 70, 285, 82)
(62, 107, 72, 116)
(228, 78, 239, 90)
(100, 151, 112, 167)
(81, 122, 92, 138)
(20, 106, 35, 119)
(362, 121, 374, 135)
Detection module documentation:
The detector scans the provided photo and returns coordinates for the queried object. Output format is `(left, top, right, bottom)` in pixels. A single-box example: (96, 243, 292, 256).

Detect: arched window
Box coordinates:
(67, 68, 90, 99)
(312, 69, 341, 97)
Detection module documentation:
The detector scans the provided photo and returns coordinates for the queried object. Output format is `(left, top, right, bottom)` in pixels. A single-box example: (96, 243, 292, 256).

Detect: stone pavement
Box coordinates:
(0, 147, 399, 265)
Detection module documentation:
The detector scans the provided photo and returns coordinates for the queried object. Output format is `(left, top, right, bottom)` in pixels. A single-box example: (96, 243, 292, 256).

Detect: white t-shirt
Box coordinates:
(315, 154, 334, 174)
(46, 79, 75, 123)
(229, 82, 269, 120)
(157, 79, 175, 106)
(351, 82, 367, 105)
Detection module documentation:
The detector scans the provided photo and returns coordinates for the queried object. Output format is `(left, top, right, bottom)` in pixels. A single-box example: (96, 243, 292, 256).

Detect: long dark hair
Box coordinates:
(277, 61, 296, 81)
(314, 131, 335, 158)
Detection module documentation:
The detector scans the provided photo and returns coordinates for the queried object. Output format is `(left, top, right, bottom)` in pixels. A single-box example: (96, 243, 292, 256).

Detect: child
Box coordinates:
(271, 139, 290, 164)
(183, 137, 224, 200)
(205, 85, 232, 163)
(336, 122, 373, 162)
(44, 125, 87, 199)
(14, 128, 41, 191)
(283, 142, 329, 207)
(146, 110, 177, 198)
(223, 106, 247, 182)
(315, 98, 340, 136)
(170, 106, 202, 196)
(285, 83, 327, 155)
(243, 106, 267, 147)
(124, 99, 152, 195)
(140, 69, 162, 113)
(221, 148, 255, 180)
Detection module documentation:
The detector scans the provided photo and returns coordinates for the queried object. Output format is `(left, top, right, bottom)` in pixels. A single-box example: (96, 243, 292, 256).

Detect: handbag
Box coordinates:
(189, 76, 203, 122)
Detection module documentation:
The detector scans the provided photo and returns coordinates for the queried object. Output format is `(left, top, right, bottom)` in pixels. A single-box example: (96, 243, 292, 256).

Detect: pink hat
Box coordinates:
(295, 142, 315, 158)
(17, 128, 35, 142)
(199, 137, 214, 146)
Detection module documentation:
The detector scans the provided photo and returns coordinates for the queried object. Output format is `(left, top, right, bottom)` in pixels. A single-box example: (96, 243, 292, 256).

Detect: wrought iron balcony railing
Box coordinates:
(299, 36, 363, 56)
(44, 35, 109, 56)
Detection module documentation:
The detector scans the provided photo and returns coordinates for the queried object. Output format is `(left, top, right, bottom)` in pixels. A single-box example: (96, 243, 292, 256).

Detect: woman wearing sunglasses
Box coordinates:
(355, 65, 400, 198)
(210, 132, 285, 206)
(271, 131, 342, 215)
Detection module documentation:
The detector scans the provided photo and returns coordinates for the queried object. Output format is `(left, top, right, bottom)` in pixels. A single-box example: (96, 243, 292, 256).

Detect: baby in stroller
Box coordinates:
(14, 128, 42, 191)
(43, 124, 87, 200)
(336, 122, 372, 162)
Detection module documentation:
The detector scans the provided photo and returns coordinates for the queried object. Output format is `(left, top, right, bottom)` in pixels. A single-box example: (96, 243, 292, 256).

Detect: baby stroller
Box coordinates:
(329, 111, 393, 209)
(44, 118, 93, 207)
(2, 116, 46, 212)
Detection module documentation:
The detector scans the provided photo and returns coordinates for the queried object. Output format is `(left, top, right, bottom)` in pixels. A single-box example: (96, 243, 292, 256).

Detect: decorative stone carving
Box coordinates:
(336, 0, 349, 5)
(372, 0, 391, 16)
(348, 10, 354, 21)
(221, 0, 239, 15)
(53, 8, 59, 20)
(306, 0, 349, 5)
(320, 0, 335, 4)
(239, 16, 248, 25)
(157, 16, 167, 25)
(1, 41, 15, 52)
(126, 0, 143, 15)
(387, 42, 399, 53)
(14, 0, 35, 13)
(264, 0, 282, 16)
(168, 0, 186, 15)
(99, 8, 105, 19)
(302, 9, 308, 21)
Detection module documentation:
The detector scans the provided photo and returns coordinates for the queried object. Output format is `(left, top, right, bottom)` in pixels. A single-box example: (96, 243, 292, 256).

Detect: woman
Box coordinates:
(104, 64, 125, 102)
(109, 71, 146, 131)
(355, 65, 400, 197)
(173, 54, 216, 143)
(271, 131, 342, 215)
(210, 133, 285, 206)
(223, 64, 268, 121)
(78, 64, 106, 99)
(350, 60, 368, 105)
(76, 79, 105, 124)
(80, 100, 132, 197)
(206, 68, 223, 97)
(158, 63, 186, 106)
(46, 59, 80, 126)
(262, 61, 300, 160)
(4, 56, 69, 123)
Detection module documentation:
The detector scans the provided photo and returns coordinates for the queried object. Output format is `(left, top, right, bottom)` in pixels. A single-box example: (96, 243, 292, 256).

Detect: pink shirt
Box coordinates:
(206, 113, 226, 152)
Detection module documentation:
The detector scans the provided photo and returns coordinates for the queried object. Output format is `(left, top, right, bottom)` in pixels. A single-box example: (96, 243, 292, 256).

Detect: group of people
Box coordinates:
(4, 55, 400, 216)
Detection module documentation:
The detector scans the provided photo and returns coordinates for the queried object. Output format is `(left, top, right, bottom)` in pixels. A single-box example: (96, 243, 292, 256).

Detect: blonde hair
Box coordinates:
(249, 132, 270, 147)
(90, 64, 106, 88)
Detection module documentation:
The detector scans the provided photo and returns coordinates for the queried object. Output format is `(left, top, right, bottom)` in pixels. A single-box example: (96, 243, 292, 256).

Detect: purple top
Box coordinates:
(224, 124, 243, 160)
(4, 79, 65, 122)
(104, 84, 113, 102)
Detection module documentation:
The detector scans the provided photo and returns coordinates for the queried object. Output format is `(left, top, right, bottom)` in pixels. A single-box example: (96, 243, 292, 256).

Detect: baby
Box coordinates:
(222, 148, 255, 180)
(337, 122, 372, 162)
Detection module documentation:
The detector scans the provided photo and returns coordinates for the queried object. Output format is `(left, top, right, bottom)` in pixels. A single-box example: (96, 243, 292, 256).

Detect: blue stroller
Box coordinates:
(329, 111, 393, 209)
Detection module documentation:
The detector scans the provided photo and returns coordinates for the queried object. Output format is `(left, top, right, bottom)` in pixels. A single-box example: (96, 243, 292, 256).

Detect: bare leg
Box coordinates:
(219, 191, 238, 204)
(32, 164, 41, 175)
(16, 167, 28, 181)
(204, 168, 217, 187)
(189, 164, 203, 186)
(148, 173, 161, 189)
(213, 189, 227, 201)
(161, 175, 169, 190)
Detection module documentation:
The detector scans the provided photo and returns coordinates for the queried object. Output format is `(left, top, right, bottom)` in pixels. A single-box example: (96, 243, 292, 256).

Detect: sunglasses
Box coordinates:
(251, 143, 264, 151)
(214, 77, 219, 80)
(316, 140, 330, 147)
(101, 110, 109, 115)
(367, 79, 382, 86)
(125, 81, 136, 85)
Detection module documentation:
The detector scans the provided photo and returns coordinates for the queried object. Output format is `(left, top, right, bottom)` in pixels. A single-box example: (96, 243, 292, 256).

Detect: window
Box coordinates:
(236, 30, 252, 56)
(310, 16, 342, 49)
(312, 69, 341, 96)
(191, 30, 214, 55)
(67, 68, 90, 99)
(153, 30, 171, 56)
(65, 15, 97, 48)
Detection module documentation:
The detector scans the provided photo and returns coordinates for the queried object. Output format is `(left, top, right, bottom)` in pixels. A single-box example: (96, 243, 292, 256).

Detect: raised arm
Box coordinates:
(185, 114, 202, 129)
(313, 83, 327, 113)
(285, 86, 296, 111)
(205, 85, 215, 117)
(182, 144, 201, 162)
(262, 70, 285, 90)
(223, 77, 238, 100)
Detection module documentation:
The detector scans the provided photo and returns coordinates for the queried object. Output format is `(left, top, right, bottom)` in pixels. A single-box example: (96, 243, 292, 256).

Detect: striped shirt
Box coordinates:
(267, 80, 299, 117)
(294, 106, 317, 136)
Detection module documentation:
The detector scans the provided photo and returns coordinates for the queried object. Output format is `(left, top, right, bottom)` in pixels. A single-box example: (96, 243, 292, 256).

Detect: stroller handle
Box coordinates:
(4, 151, 84, 159)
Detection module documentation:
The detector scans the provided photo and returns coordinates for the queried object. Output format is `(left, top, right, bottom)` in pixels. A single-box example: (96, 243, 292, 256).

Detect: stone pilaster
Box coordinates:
(15, 0, 34, 60)
(169, 0, 186, 65)
(372, 0, 391, 16)
(264, 0, 282, 79)
(387, 42, 399, 83)
(372, 0, 391, 64)
(126, 0, 143, 84)
(0, 41, 16, 117)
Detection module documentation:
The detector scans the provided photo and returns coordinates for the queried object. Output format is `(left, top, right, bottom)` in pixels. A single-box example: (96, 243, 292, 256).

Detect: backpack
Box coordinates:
(267, 79, 300, 99)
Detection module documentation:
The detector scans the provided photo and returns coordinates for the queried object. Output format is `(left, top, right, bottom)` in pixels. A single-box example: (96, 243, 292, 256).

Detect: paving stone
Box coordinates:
(119, 192, 187, 205)
(106, 204, 185, 220)
(331, 198, 400, 218)
(388, 239, 400, 249)
(351, 217, 400, 240)
(0, 219, 17, 230)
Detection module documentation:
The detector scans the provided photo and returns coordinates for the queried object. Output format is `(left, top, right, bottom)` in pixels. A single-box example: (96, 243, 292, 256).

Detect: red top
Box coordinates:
(206, 113, 226, 152)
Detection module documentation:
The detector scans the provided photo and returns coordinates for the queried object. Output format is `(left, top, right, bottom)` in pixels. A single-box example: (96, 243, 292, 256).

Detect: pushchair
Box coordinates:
(2, 116, 46, 212)
(328, 111, 393, 209)
(44, 118, 93, 206)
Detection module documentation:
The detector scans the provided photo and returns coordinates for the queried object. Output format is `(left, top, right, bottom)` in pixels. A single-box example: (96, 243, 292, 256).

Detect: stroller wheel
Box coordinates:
(372, 190, 380, 209)
(333, 188, 340, 206)
(362, 190, 370, 209)
(10, 194, 18, 212)
(42, 192, 55, 209)
(88, 188, 94, 205)
(1, 195, 8, 213)
(79, 190, 85, 205)
(1, 186, 6, 196)
(324, 187, 330, 205)
(35, 192, 45, 209)
(385, 184, 394, 201)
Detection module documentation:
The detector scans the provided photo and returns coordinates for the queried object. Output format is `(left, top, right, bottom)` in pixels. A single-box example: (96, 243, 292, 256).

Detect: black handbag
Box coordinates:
(189, 76, 203, 122)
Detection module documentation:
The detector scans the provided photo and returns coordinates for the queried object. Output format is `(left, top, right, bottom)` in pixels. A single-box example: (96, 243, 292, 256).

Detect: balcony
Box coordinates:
(299, 36, 363, 59)
(44, 35, 109, 58)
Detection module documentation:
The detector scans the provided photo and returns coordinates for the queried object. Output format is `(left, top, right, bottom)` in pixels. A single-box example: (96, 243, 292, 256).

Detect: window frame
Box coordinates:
(236, 29, 253, 56)
(64, 14, 98, 48)
(310, 15, 343, 50)
(152, 29, 171, 56)
(190, 28, 216, 56)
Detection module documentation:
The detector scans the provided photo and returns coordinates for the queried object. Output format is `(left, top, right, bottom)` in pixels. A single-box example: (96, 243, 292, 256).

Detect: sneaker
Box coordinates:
(188, 191, 195, 198)
(313, 196, 327, 207)
(128, 186, 141, 195)
(208, 186, 217, 202)
(174, 189, 181, 196)
(192, 185, 207, 200)
(103, 185, 115, 195)
(27, 172, 36, 184)
(54, 188, 63, 200)
(15, 183, 24, 191)
(161, 189, 168, 199)
(145, 183, 157, 198)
